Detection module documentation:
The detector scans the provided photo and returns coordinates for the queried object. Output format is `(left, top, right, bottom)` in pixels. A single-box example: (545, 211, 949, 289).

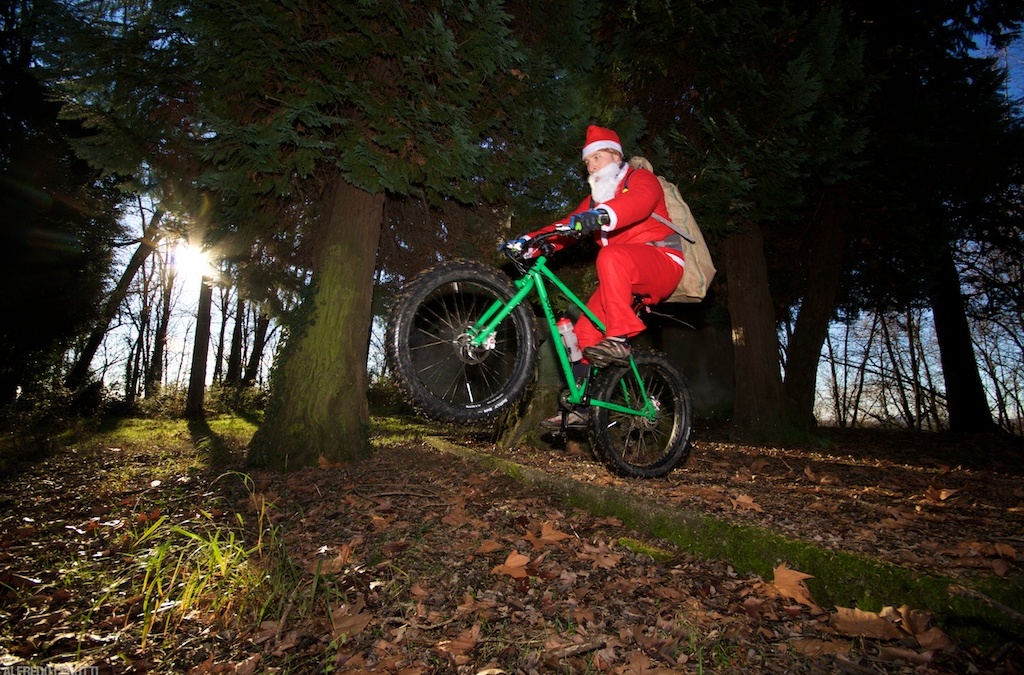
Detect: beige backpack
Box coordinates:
(629, 156, 717, 303)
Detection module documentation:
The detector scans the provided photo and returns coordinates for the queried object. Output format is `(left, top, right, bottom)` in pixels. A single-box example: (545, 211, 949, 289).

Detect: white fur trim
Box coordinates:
(595, 203, 618, 230)
(582, 140, 622, 160)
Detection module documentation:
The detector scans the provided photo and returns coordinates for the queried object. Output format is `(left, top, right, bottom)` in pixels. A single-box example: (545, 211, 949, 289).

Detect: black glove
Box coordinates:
(569, 209, 608, 234)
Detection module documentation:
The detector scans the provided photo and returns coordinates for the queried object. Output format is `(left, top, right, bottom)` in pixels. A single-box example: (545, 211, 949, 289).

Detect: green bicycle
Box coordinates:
(384, 228, 694, 478)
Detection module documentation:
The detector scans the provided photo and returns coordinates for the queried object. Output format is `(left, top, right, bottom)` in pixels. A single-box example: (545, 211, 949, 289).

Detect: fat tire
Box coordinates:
(588, 349, 693, 478)
(385, 260, 537, 424)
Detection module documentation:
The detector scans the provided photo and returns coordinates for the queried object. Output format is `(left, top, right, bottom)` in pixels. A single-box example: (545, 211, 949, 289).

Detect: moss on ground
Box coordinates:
(420, 433, 1024, 653)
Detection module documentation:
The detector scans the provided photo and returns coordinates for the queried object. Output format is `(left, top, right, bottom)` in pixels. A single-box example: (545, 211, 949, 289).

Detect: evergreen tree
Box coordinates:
(839, 0, 1024, 433)
(598, 0, 870, 439)
(1, 0, 126, 406)
(179, 0, 594, 469)
(598, 0, 1023, 437)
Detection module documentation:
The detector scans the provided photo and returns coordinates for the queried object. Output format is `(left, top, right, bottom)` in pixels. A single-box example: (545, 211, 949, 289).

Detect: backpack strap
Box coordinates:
(589, 165, 696, 243)
(651, 213, 696, 243)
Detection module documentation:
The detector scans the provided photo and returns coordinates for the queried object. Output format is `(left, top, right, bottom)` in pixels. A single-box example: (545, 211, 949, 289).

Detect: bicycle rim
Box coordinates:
(590, 351, 692, 478)
(389, 261, 536, 423)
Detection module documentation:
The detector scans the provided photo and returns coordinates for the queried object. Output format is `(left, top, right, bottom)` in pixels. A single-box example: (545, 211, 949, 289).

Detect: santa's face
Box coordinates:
(584, 150, 618, 175)
(587, 153, 625, 204)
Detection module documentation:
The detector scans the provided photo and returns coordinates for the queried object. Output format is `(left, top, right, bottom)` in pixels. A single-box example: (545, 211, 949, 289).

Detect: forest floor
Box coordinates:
(0, 415, 1022, 674)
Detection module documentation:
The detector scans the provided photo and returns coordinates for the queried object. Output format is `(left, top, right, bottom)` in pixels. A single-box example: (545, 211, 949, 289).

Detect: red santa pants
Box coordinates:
(574, 244, 683, 352)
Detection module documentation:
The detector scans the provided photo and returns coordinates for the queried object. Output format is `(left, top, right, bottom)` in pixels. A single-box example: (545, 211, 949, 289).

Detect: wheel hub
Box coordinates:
(637, 398, 662, 431)
(453, 328, 494, 365)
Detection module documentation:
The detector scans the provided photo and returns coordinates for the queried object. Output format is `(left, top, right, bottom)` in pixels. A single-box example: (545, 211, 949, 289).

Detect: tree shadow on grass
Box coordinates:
(187, 417, 236, 468)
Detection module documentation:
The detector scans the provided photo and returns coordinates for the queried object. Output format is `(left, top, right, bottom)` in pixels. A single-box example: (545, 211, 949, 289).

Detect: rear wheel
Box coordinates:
(385, 260, 537, 424)
(589, 350, 693, 478)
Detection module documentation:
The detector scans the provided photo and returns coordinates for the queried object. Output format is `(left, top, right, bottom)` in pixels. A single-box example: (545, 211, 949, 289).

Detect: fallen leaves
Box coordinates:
(330, 597, 372, 639)
(768, 562, 817, 608)
(924, 485, 961, 502)
(525, 520, 573, 549)
(437, 622, 480, 658)
(3, 424, 1022, 675)
(491, 550, 530, 578)
(730, 493, 763, 512)
(832, 606, 906, 639)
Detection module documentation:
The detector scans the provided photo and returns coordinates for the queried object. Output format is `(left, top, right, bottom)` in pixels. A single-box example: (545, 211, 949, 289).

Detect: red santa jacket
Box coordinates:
(524, 164, 679, 255)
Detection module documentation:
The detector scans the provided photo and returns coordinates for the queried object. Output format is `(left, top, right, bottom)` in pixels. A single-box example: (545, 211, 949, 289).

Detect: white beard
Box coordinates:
(588, 161, 627, 204)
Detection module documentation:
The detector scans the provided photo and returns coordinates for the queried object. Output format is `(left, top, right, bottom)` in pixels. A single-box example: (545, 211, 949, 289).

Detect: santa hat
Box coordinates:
(581, 125, 622, 160)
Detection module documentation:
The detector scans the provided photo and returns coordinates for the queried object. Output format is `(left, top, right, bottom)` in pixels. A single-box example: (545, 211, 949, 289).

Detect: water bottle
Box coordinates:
(557, 318, 583, 362)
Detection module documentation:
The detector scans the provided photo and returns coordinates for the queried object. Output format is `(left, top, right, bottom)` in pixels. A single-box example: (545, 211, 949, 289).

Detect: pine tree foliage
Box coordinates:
(190, 0, 568, 217)
(840, 3, 1024, 314)
(1, 0, 128, 405)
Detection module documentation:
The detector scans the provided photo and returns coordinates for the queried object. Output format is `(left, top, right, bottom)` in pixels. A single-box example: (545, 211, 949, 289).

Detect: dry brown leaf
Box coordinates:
(437, 623, 480, 656)
(475, 539, 503, 554)
(924, 486, 960, 502)
(994, 542, 1018, 558)
(731, 494, 763, 512)
(491, 550, 530, 578)
(525, 521, 573, 550)
(878, 645, 933, 665)
(771, 562, 816, 607)
(578, 542, 623, 569)
(442, 507, 471, 526)
(890, 605, 952, 649)
(234, 654, 261, 675)
(832, 606, 905, 640)
(332, 597, 372, 639)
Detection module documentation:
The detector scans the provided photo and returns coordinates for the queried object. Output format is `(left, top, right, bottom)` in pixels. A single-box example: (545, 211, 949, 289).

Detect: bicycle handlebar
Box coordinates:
(501, 213, 611, 266)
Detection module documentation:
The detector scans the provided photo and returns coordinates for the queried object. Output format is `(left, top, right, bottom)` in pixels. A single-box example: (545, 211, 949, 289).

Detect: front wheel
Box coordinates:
(385, 260, 538, 424)
(589, 350, 693, 478)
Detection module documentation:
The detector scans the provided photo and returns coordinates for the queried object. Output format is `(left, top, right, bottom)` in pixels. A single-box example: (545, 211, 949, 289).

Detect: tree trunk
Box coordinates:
(66, 210, 164, 390)
(929, 245, 997, 433)
(783, 194, 846, 430)
(185, 277, 214, 419)
(724, 223, 786, 439)
(224, 293, 245, 386)
(247, 178, 384, 470)
(212, 285, 230, 383)
(145, 266, 176, 397)
(242, 310, 270, 386)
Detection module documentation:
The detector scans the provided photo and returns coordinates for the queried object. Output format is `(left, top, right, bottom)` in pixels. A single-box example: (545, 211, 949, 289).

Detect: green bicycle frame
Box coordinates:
(467, 255, 659, 420)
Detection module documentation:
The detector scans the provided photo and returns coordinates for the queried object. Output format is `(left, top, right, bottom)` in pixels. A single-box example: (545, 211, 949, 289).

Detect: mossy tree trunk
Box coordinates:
(248, 178, 385, 470)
